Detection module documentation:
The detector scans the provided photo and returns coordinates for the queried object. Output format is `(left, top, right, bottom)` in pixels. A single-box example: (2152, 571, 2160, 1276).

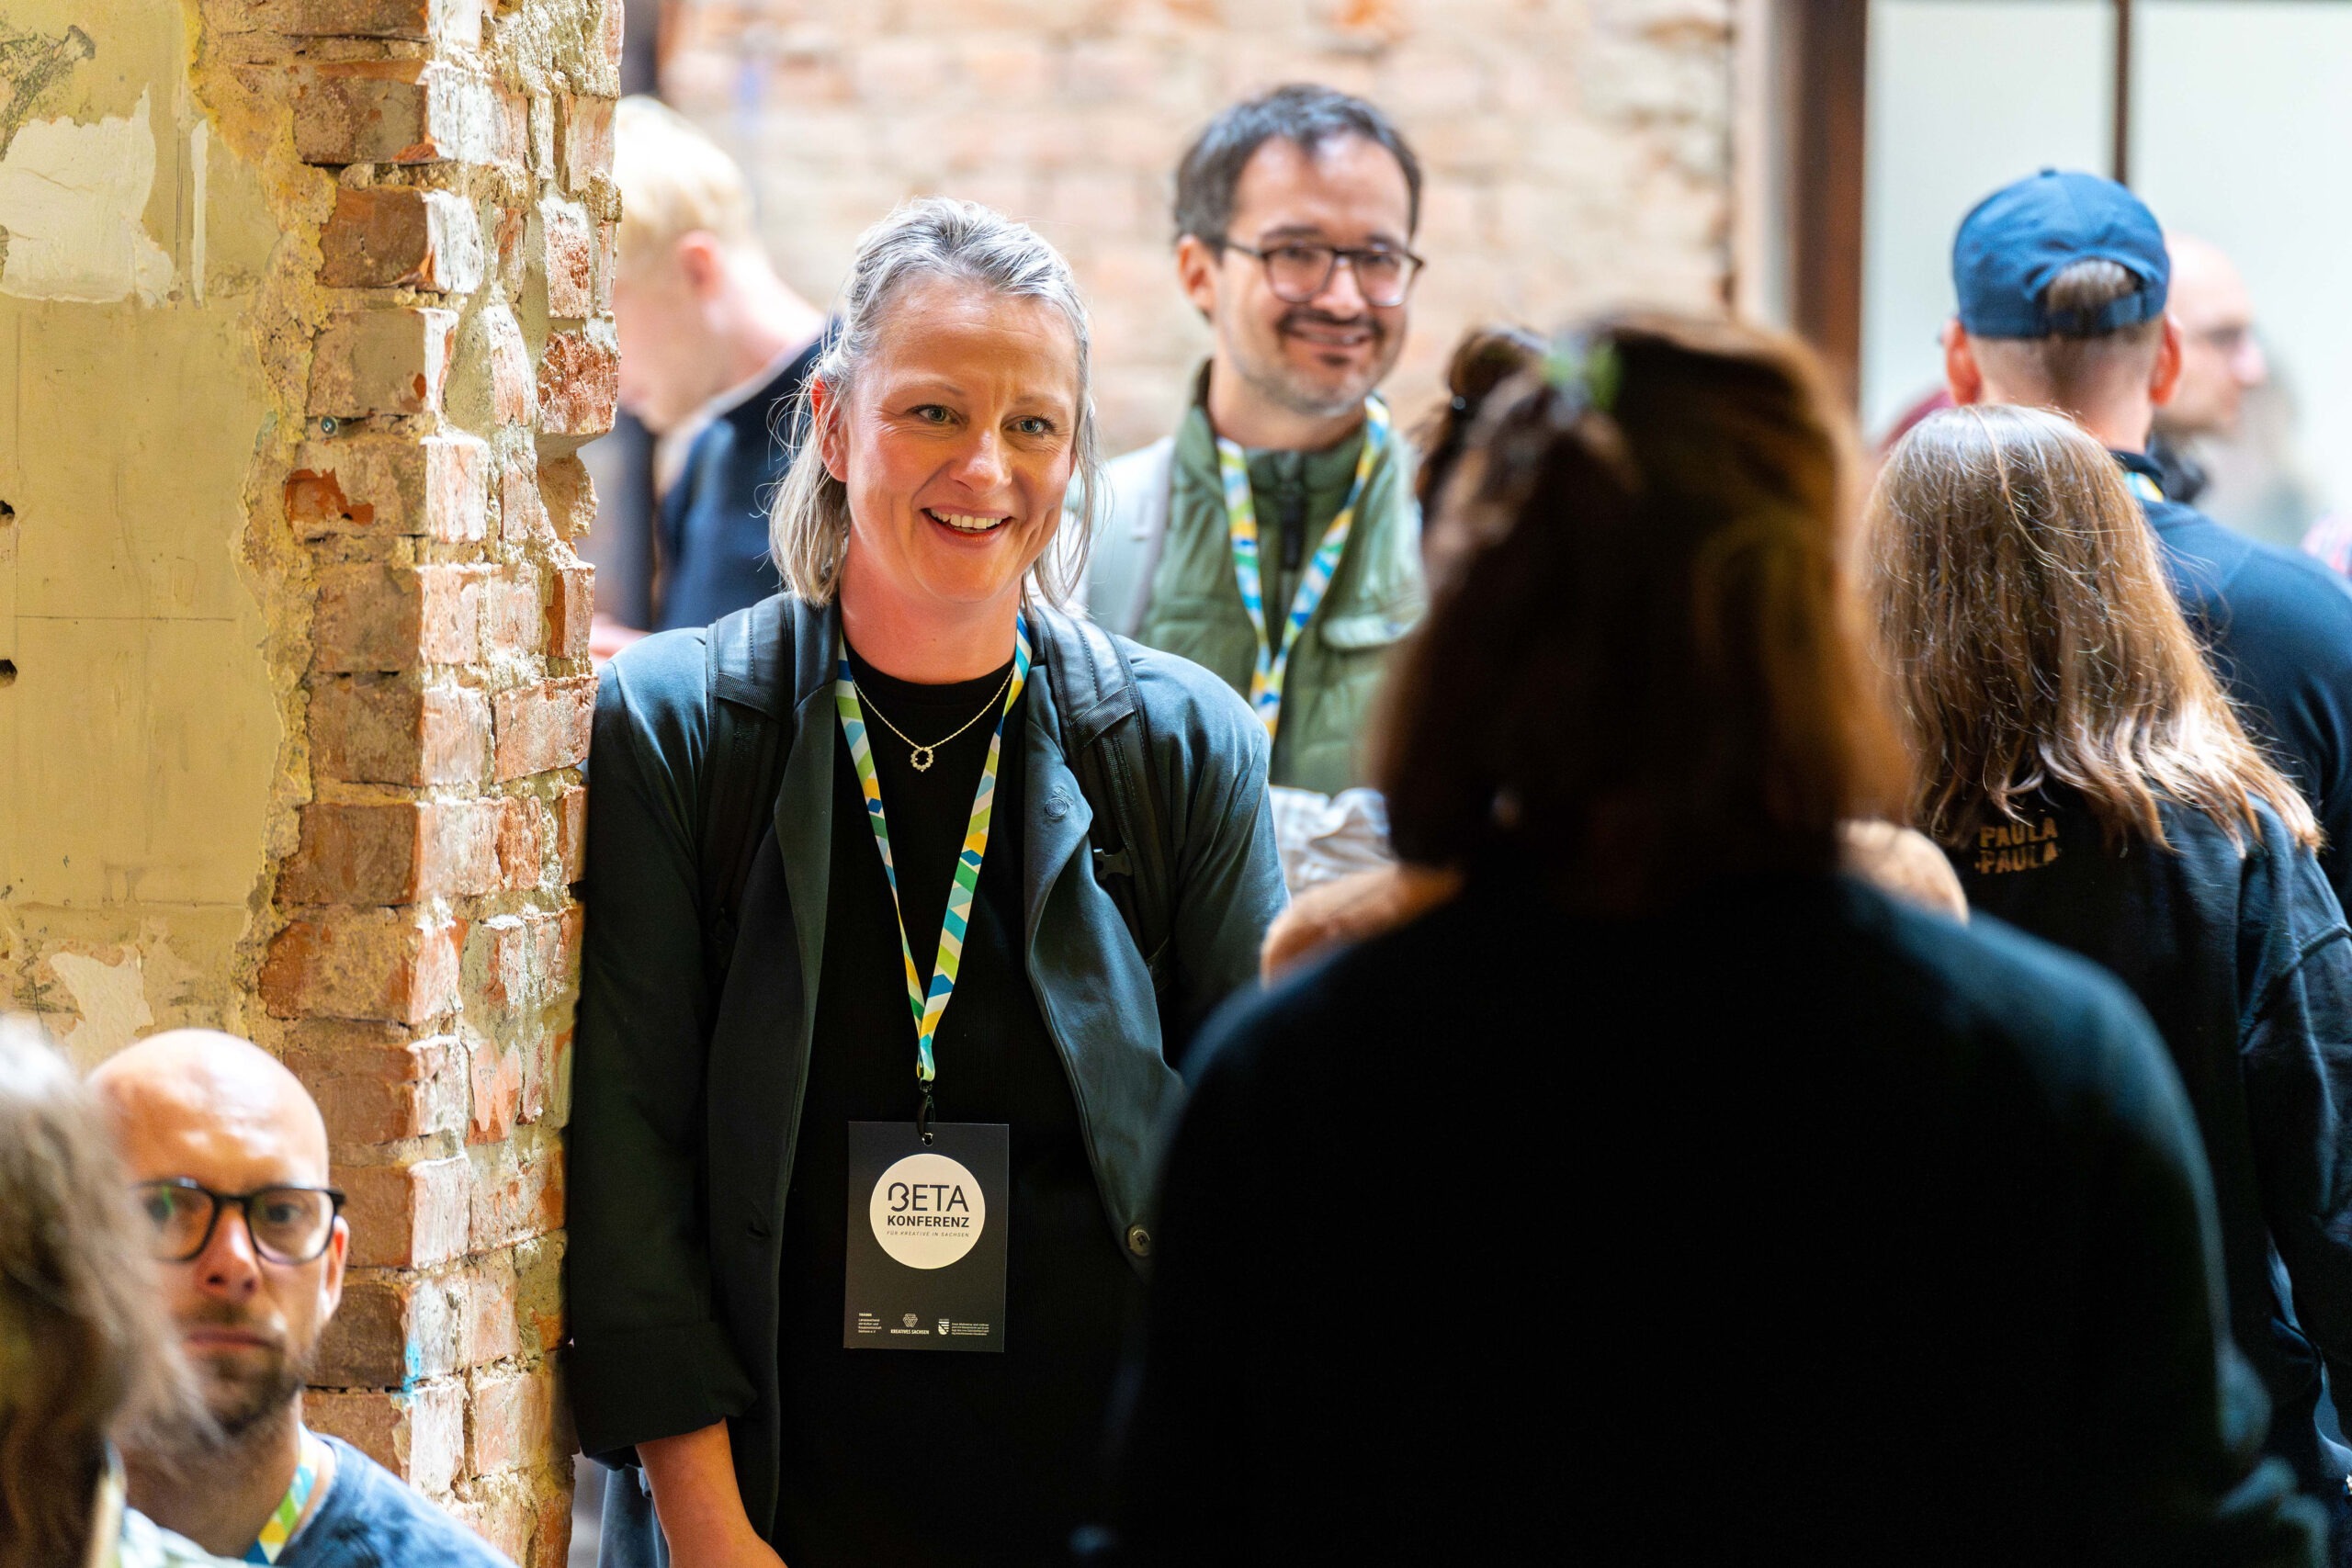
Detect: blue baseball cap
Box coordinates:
(1951, 169, 2169, 338)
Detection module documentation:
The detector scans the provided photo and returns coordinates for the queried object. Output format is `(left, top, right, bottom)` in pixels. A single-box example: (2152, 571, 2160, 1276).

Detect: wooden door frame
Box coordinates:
(1744, 0, 2139, 408)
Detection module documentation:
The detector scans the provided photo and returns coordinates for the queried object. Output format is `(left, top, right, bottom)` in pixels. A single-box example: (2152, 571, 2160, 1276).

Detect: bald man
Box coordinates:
(2150, 235, 2270, 504)
(91, 1031, 510, 1568)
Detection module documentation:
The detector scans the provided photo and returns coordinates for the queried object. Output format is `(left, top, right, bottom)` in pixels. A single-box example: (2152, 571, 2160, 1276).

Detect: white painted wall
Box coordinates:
(2133, 0, 2352, 530)
(1861, 0, 2352, 534)
(1860, 0, 2113, 442)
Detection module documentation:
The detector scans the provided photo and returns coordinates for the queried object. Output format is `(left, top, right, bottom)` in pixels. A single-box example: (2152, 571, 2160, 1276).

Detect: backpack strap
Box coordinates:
(1037, 606, 1175, 992)
(698, 595, 796, 996)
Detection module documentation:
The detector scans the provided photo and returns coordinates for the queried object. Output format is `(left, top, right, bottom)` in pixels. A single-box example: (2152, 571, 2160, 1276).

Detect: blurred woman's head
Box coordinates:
(0, 1017, 195, 1568)
(1377, 311, 1905, 909)
(770, 197, 1100, 613)
(1867, 403, 2312, 852)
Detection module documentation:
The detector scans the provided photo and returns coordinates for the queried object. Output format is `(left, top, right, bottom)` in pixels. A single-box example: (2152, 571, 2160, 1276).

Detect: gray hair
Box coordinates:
(770, 198, 1101, 604)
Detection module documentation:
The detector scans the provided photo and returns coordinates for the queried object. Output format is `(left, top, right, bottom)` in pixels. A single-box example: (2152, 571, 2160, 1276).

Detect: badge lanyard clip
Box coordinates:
(836, 615, 1032, 1131)
(1217, 396, 1390, 742)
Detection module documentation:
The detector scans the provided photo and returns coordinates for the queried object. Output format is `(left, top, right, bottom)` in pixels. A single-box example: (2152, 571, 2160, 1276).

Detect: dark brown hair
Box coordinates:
(1173, 84, 1422, 243)
(0, 1018, 195, 1568)
(1377, 311, 1908, 908)
(1867, 402, 2314, 852)
(1411, 324, 1546, 513)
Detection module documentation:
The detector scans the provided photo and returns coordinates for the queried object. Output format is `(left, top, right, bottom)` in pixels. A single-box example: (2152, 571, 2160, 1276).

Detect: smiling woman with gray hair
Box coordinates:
(567, 197, 1285, 1568)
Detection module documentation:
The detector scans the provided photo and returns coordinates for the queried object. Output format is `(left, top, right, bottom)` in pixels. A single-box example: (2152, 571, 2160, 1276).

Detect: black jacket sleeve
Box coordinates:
(564, 634, 758, 1458)
(2241, 819, 2352, 1418)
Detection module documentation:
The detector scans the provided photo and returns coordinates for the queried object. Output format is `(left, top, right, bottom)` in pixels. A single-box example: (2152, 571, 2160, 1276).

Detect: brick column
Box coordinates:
(239, 3, 618, 1562)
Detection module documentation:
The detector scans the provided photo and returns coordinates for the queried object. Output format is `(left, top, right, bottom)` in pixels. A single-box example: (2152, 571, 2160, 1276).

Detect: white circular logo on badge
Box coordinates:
(869, 1152, 986, 1269)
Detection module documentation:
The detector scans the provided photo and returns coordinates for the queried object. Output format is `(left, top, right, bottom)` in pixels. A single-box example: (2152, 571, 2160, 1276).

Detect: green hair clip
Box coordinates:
(1542, 335, 1621, 416)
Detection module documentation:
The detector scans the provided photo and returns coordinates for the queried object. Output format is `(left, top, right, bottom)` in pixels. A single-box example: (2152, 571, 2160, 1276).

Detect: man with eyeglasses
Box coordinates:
(1087, 84, 1427, 808)
(2148, 233, 2270, 507)
(89, 1030, 510, 1568)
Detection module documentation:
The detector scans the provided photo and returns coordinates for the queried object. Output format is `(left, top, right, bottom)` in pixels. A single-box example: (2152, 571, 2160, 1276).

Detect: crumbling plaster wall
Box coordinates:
(0, 0, 614, 1560)
(0, 0, 280, 1057)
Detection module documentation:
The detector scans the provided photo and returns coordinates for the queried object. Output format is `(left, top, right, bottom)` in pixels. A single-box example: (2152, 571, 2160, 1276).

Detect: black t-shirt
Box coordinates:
(774, 643, 1136, 1567)
(1951, 784, 2352, 1509)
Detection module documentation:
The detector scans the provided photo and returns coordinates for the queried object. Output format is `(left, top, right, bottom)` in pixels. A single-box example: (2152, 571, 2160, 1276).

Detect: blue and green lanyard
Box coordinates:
(243, 1427, 325, 1563)
(1216, 397, 1390, 741)
(835, 615, 1033, 1128)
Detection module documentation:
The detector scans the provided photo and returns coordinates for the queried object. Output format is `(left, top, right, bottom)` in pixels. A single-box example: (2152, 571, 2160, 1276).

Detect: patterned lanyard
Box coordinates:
(1216, 397, 1390, 740)
(2123, 468, 2165, 504)
(243, 1427, 323, 1563)
(835, 615, 1032, 1116)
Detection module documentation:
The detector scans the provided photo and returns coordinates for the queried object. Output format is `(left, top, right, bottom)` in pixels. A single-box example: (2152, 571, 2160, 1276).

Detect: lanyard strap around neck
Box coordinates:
(835, 615, 1033, 1106)
(243, 1427, 323, 1564)
(1216, 396, 1390, 740)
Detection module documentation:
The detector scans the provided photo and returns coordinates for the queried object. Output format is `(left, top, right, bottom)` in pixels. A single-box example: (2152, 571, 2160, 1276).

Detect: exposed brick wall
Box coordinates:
(219, 1, 616, 1561)
(662, 0, 1735, 454)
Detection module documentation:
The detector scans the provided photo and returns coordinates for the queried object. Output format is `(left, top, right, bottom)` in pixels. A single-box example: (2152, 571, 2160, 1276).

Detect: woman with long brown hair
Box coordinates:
(1104, 315, 2320, 1565)
(1871, 401, 2352, 1544)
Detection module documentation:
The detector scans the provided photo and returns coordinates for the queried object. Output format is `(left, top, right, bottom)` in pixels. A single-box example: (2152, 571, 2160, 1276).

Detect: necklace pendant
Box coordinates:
(910, 745, 935, 772)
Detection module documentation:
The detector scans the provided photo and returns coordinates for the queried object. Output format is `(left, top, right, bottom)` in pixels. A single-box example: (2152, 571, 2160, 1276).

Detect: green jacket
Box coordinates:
(564, 593, 1284, 1540)
(1089, 397, 1424, 795)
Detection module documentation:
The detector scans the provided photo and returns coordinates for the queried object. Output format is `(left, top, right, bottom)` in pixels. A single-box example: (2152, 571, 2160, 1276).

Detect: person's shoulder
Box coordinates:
(1861, 881, 2203, 1139)
(602, 622, 713, 716)
(1223, 874, 2165, 1114)
(2155, 501, 2352, 626)
(1115, 629, 1267, 776)
(289, 1438, 514, 1568)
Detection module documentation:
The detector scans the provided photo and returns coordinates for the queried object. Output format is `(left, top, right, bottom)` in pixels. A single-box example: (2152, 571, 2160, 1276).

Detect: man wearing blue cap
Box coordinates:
(1945, 167, 2352, 1551)
(1944, 171, 2352, 915)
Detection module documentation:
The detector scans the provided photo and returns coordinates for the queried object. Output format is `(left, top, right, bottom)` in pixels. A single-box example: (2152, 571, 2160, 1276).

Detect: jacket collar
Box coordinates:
(1017, 615, 1094, 955)
(772, 595, 844, 1026)
(2110, 446, 2169, 504)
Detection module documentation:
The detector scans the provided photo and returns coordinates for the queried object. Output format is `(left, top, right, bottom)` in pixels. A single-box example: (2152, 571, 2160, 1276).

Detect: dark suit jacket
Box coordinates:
(651, 334, 824, 632)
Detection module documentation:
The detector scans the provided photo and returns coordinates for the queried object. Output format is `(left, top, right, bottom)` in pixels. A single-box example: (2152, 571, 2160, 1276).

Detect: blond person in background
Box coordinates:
(0, 1015, 232, 1568)
(93, 1032, 512, 1568)
(599, 96, 830, 653)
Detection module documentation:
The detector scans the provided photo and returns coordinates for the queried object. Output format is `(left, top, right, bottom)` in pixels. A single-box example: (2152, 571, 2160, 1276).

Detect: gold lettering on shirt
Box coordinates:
(1974, 817, 2061, 875)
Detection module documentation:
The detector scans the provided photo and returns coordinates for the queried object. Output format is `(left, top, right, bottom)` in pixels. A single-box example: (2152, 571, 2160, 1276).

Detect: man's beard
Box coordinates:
(1247, 307, 1396, 421)
(180, 1304, 311, 1443)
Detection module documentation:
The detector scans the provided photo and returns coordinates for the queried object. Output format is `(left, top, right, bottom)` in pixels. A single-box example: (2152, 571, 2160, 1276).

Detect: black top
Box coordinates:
(1106, 871, 2324, 1566)
(773, 645, 1136, 1566)
(2125, 449, 2352, 910)
(282, 1437, 510, 1567)
(1952, 785, 2352, 1514)
(651, 332, 826, 632)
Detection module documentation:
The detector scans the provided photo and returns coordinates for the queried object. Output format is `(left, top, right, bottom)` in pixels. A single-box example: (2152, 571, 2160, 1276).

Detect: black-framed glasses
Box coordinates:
(1217, 240, 1425, 308)
(133, 1179, 345, 1265)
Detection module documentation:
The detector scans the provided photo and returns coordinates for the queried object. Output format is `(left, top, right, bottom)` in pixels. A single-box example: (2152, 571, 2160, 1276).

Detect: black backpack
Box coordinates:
(693, 595, 1175, 1003)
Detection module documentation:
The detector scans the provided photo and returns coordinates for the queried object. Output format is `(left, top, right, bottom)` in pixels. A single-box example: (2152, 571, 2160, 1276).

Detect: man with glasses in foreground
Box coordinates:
(1089, 85, 1427, 815)
(89, 1030, 510, 1568)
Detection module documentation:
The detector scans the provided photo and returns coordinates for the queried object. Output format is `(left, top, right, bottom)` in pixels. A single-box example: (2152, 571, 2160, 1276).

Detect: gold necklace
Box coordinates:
(855, 664, 1017, 772)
